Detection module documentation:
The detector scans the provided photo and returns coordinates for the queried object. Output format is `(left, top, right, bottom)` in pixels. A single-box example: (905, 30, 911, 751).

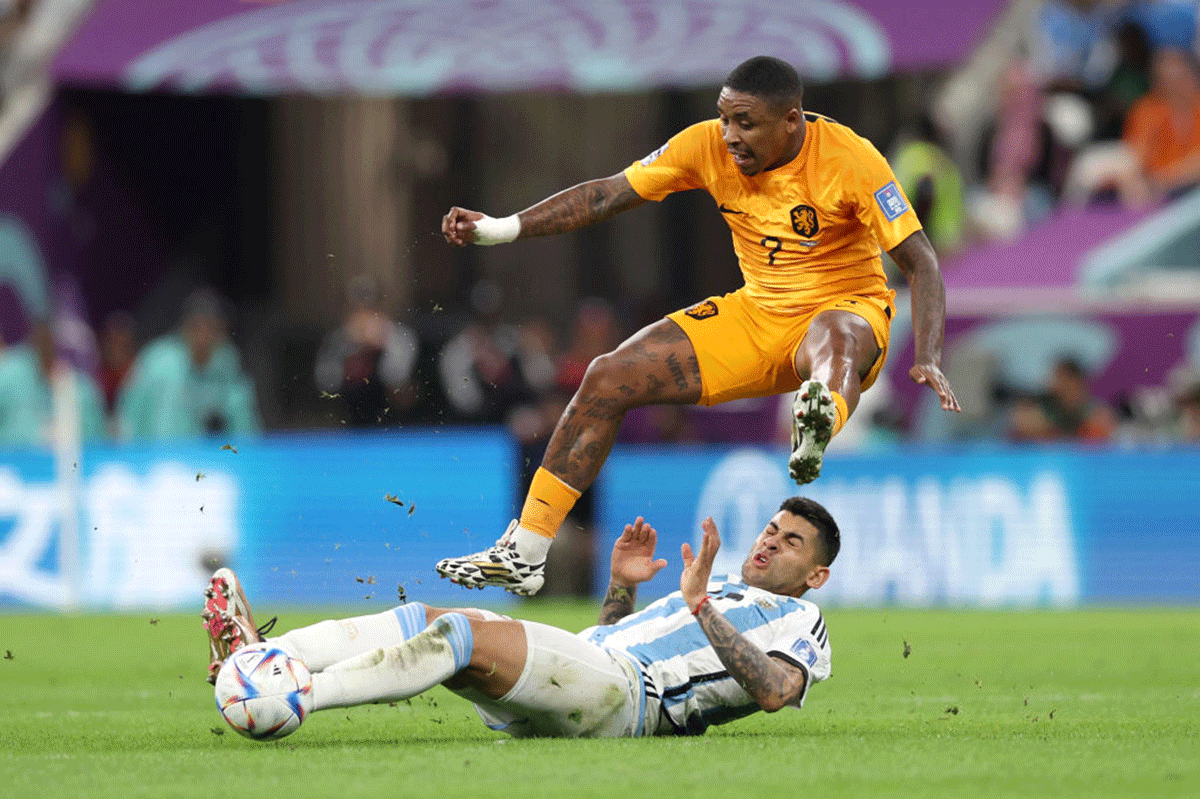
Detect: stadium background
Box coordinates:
(2, 0, 1199, 615)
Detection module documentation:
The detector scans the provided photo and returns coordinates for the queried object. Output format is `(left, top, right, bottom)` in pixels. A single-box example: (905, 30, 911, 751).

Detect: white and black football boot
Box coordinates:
(435, 520, 546, 596)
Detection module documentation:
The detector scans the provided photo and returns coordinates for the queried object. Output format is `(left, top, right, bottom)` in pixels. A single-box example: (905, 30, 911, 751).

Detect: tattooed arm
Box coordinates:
(598, 582, 637, 626)
(599, 517, 668, 626)
(681, 517, 806, 712)
(692, 603, 808, 712)
(518, 173, 647, 238)
(888, 228, 960, 413)
(443, 173, 646, 246)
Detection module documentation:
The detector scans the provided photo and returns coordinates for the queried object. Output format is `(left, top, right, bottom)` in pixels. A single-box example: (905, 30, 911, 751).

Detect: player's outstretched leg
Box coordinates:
(435, 519, 546, 596)
(436, 318, 703, 596)
(202, 567, 277, 683)
(310, 613, 476, 709)
(789, 379, 837, 485)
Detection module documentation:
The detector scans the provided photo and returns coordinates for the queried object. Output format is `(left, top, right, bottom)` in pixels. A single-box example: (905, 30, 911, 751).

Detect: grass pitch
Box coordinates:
(1, 604, 1196, 799)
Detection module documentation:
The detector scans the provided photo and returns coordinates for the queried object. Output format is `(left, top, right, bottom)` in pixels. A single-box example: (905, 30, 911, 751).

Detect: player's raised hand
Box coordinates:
(910, 362, 961, 412)
(611, 517, 668, 587)
(442, 207, 484, 246)
(442, 207, 521, 247)
(680, 517, 721, 610)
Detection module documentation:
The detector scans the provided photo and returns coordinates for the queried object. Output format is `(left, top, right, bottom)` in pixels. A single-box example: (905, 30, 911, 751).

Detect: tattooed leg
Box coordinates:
(543, 318, 701, 491)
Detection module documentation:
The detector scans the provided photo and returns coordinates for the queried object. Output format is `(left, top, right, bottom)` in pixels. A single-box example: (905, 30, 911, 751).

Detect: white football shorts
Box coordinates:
(453, 620, 647, 738)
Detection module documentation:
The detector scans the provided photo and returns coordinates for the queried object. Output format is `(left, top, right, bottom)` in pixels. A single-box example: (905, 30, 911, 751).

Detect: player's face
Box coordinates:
(716, 88, 802, 176)
(740, 511, 830, 597)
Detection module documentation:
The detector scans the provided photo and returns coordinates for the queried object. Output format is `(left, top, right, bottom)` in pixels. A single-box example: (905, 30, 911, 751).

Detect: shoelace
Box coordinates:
(256, 617, 278, 637)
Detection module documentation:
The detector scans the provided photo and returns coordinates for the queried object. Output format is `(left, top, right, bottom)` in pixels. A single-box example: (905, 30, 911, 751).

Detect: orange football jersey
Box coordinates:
(624, 114, 921, 314)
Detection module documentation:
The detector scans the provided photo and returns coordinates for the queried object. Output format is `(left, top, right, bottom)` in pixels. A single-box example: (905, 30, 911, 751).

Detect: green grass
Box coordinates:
(1, 605, 1197, 799)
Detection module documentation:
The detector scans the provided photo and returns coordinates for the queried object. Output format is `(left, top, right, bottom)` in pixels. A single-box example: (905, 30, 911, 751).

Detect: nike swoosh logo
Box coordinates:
(717, 204, 746, 215)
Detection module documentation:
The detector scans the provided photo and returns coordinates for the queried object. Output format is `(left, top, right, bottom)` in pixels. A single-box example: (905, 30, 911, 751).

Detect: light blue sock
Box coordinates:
(437, 612, 475, 671)
(392, 602, 428, 641)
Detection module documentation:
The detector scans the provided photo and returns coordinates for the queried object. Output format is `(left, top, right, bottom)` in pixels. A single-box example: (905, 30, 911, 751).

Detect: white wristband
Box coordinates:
(471, 213, 521, 246)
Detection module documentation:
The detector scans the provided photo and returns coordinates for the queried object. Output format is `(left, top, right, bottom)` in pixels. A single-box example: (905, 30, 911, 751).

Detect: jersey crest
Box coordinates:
(790, 204, 819, 238)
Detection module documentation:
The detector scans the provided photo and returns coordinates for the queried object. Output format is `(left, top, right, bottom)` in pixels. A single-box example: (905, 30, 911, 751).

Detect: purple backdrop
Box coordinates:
(0, 101, 65, 345)
(887, 309, 1199, 430)
(0, 93, 171, 360)
(54, 0, 1008, 95)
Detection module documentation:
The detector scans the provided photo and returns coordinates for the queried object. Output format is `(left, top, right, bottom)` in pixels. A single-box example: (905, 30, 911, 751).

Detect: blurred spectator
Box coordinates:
(96, 310, 136, 416)
(554, 297, 621, 394)
(1065, 47, 1200, 204)
(971, 3, 1174, 232)
(1175, 380, 1200, 441)
(1009, 356, 1117, 441)
(1028, 1, 1123, 94)
(890, 112, 967, 255)
(0, 0, 35, 87)
(971, 56, 1058, 240)
(1092, 19, 1155, 140)
(497, 314, 562, 485)
(437, 279, 537, 423)
(314, 274, 420, 427)
(116, 288, 260, 441)
(1124, 46, 1200, 197)
(0, 318, 106, 446)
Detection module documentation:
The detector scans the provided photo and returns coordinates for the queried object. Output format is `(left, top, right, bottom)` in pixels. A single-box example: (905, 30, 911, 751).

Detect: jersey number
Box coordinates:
(761, 236, 783, 265)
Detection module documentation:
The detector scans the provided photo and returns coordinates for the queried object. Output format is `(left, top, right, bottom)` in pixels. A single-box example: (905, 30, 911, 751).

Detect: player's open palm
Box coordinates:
(610, 517, 668, 586)
(680, 517, 720, 608)
(909, 362, 961, 412)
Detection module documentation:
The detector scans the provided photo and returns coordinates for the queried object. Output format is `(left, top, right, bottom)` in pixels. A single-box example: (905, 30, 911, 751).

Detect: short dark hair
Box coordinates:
(724, 56, 804, 111)
(779, 496, 839, 566)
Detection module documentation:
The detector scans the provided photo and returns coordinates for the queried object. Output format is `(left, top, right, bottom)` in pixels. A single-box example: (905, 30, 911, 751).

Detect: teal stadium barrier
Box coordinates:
(1, 432, 1197, 609)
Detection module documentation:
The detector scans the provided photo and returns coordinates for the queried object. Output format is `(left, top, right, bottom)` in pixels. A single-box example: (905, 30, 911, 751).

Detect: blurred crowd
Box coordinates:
(895, 0, 1200, 247)
(4, 0, 1200, 458)
(4, 276, 1200, 454)
(0, 288, 261, 446)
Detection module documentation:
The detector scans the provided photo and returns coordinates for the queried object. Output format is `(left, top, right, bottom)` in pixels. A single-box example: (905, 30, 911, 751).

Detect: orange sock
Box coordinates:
(519, 467, 582, 539)
(829, 391, 849, 437)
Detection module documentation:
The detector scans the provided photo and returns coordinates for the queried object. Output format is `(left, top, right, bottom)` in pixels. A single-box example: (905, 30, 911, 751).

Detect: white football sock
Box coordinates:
(271, 603, 428, 672)
(310, 613, 474, 710)
(511, 524, 552, 562)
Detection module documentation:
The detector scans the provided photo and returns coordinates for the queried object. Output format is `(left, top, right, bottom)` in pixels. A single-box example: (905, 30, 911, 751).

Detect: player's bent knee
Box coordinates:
(578, 353, 641, 407)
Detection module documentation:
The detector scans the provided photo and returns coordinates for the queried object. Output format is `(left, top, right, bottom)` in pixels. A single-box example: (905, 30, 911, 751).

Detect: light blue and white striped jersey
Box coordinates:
(578, 574, 831, 735)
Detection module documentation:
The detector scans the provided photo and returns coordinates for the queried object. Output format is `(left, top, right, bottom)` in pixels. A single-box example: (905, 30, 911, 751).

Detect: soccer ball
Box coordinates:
(214, 644, 313, 740)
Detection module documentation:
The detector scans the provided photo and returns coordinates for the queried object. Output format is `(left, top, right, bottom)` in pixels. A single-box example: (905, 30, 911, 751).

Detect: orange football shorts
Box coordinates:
(666, 287, 895, 406)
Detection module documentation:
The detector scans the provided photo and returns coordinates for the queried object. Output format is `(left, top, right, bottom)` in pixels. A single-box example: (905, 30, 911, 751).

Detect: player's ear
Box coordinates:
(805, 565, 830, 590)
(784, 106, 801, 131)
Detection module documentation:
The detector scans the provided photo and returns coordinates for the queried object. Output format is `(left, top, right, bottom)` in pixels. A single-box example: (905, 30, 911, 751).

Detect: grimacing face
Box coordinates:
(716, 87, 803, 176)
(740, 510, 830, 597)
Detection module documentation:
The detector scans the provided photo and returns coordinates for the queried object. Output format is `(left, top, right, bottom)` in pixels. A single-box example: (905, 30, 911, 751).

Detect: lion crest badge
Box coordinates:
(790, 204, 819, 238)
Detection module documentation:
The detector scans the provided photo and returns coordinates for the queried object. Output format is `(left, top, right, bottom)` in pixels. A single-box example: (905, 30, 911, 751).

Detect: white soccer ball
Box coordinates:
(214, 643, 313, 740)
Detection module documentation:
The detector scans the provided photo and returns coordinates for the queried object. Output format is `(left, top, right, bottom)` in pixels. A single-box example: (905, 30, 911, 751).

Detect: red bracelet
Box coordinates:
(692, 595, 711, 616)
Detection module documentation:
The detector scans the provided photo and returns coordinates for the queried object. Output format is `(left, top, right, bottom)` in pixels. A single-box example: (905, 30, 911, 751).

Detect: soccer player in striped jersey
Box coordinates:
(438, 55, 958, 595)
(204, 497, 838, 738)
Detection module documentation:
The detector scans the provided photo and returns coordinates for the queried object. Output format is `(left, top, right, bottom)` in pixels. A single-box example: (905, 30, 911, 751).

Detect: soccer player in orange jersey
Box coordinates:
(438, 56, 960, 595)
